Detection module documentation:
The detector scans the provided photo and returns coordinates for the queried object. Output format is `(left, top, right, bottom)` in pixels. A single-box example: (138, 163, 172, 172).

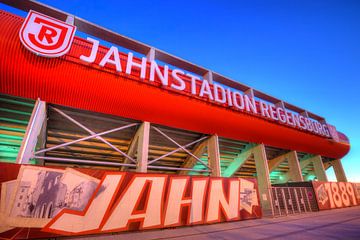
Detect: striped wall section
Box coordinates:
(0, 94, 35, 163)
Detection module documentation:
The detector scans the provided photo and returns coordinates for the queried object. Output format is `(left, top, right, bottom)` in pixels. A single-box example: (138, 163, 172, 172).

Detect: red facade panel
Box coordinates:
(0, 10, 350, 159)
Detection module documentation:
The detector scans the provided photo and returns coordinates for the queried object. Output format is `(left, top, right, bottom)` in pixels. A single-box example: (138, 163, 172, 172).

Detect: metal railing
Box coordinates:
(271, 187, 318, 217)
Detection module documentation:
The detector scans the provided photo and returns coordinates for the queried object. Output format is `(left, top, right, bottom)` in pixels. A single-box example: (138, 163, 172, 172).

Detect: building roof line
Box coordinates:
(1, 0, 325, 121)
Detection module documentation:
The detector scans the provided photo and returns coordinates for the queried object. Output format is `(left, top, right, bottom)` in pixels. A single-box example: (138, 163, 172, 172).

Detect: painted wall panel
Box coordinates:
(0, 162, 261, 239)
(312, 181, 359, 210)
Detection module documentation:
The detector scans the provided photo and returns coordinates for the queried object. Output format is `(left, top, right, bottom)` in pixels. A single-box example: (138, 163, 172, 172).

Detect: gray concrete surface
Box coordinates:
(64, 206, 360, 240)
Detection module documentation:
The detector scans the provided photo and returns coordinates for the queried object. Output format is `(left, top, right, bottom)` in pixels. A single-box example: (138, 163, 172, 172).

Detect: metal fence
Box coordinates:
(271, 187, 318, 217)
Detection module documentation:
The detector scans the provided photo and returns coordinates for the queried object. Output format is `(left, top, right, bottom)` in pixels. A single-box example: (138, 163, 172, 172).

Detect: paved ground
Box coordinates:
(65, 206, 360, 240)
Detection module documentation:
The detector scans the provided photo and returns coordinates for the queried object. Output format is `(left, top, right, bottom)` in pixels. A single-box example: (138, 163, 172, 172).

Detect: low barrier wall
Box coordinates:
(0, 162, 261, 239)
(312, 181, 360, 210)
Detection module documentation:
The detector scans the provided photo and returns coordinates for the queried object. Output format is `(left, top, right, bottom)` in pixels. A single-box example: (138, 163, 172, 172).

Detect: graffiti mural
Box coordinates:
(312, 181, 359, 210)
(0, 163, 261, 239)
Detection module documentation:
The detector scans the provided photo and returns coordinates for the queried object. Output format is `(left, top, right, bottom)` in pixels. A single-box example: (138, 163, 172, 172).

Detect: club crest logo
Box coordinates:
(19, 10, 76, 58)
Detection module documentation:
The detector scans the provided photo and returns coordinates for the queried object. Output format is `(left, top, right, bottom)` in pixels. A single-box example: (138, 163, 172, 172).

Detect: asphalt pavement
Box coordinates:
(64, 206, 360, 240)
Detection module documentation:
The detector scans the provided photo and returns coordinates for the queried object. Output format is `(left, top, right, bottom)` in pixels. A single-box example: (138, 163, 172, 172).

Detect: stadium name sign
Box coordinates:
(20, 10, 331, 138)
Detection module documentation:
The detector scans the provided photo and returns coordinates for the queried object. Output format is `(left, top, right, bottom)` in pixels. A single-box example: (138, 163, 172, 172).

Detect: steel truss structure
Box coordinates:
(2, 95, 347, 216)
(0, 0, 350, 218)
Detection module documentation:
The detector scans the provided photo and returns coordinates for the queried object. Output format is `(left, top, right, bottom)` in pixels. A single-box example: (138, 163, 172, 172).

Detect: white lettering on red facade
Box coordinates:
(19, 9, 333, 139)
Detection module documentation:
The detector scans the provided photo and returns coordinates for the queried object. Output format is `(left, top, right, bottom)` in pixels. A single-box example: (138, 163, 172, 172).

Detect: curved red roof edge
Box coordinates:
(0, 10, 350, 159)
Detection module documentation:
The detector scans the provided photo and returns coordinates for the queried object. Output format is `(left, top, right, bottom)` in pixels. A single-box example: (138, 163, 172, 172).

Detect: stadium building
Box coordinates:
(0, 1, 353, 235)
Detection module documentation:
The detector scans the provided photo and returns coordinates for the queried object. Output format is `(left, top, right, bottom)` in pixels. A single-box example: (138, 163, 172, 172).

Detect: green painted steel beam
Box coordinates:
(0, 97, 35, 107)
(0, 126, 26, 133)
(0, 107, 32, 116)
(193, 166, 207, 170)
(0, 95, 35, 165)
(0, 145, 19, 153)
(0, 134, 23, 140)
(188, 171, 208, 176)
(222, 143, 254, 177)
(0, 117, 29, 125)
(299, 154, 314, 161)
(29, 158, 36, 164)
(0, 151, 18, 158)
(0, 141, 22, 147)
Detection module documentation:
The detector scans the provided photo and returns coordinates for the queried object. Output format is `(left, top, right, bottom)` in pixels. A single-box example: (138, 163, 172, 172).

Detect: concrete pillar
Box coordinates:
(287, 151, 303, 182)
(34, 114, 48, 166)
(135, 122, 150, 173)
(207, 134, 221, 177)
(331, 159, 347, 182)
(253, 144, 273, 215)
(312, 155, 328, 182)
(121, 121, 150, 172)
(16, 99, 47, 164)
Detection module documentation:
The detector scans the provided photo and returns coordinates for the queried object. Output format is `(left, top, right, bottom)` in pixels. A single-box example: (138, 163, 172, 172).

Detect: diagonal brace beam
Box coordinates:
(268, 152, 291, 172)
(35, 123, 137, 155)
(148, 136, 208, 165)
(311, 155, 328, 182)
(179, 137, 209, 174)
(279, 151, 303, 182)
(300, 156, 314, 170)
(50, 106, 137, 163)
(151, 126, 210, 169)
(222, 143, 254, 177)
(331, 159, 347, 182)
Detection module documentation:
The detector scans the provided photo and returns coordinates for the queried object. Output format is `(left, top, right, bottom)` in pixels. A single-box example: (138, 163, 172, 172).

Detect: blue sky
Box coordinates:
(1, 0, 359, 181)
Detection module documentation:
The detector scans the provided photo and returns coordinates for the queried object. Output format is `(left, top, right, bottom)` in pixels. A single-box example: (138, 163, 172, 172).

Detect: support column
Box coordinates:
(34, 113, 47, 166)
(287, 151, 303, 182)
(121, 122, 150, 172)
(16, 99, 47, 164)
(135, 122, 150, 172)
(311, 155, 328, 182)
(331, 159, 347, 182)
(253, 144, 273, 215)
(207, 134, 221, 177)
